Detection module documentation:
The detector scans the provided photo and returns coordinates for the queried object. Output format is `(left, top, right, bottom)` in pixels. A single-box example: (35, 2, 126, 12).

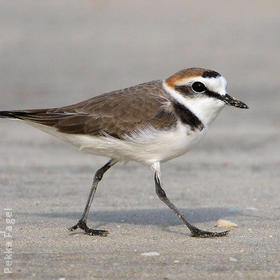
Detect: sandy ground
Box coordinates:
(0, 1, 279, 279)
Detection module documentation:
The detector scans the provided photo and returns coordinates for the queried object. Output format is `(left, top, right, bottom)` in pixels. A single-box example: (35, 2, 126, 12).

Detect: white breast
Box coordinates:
(26, 119, 205, 165)
(60, 122, 206, 165)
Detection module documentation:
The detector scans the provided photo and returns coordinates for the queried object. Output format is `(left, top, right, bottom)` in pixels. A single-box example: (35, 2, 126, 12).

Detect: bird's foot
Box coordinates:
(190, 226, 229, 238)
(68, 220, 109, 236)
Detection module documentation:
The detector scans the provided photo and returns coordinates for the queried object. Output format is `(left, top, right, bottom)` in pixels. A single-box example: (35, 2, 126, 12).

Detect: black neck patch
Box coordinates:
(202, 70, 220, 78)
(172, 101, 204, 131)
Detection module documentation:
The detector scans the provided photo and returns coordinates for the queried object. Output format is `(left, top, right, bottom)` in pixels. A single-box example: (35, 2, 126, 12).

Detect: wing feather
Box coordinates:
(4, 81, 177, 138)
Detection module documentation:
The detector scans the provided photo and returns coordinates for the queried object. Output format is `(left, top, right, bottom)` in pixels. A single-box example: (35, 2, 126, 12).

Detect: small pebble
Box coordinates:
(174, 260, 180, 263)
(141, 252, 160, 257)
(216, 219, 238, 228)
(229, 257, 238, 262)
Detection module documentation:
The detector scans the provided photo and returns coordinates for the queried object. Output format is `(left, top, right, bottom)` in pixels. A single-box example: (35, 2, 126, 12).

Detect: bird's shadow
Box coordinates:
(23, 207, 243, 226)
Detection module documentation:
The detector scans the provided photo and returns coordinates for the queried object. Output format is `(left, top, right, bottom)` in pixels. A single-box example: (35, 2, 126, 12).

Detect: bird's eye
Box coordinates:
(192, 82, 206, 93)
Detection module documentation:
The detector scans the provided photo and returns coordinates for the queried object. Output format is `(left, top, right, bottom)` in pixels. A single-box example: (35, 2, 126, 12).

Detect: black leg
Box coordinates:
(154, 173, 229, 238)
(69, 159, 117, 236)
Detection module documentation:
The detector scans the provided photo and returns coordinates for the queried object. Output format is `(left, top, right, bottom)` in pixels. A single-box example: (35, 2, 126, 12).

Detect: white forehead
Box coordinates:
(176, 76, 227, 96)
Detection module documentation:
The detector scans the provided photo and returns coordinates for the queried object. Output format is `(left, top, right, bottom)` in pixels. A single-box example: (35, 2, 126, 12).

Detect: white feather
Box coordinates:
(25, 120, 205, 166)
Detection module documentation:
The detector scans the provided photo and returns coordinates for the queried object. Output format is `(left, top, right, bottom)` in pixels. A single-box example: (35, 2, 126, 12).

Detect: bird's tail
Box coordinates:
(0, 109, 80, 128)
(0, 110, 27, 119)
(0, 109, 57, 123)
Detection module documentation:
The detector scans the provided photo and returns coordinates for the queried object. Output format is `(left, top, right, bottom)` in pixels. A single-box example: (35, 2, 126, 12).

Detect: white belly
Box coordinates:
(63, 123, 206, 165)
(26, 121, 207, 165)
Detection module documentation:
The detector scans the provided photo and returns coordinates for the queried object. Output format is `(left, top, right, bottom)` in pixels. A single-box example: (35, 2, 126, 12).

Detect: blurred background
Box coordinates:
(0, 0, 279, 174)
(0, 0, 279, 215)
(0, 0, 279, 109)
(0, 1, 279, 279)
(0, 0, 279, 197)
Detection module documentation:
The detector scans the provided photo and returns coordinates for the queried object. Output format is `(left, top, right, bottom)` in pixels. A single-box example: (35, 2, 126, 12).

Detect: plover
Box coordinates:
(0, 68, 248, 238)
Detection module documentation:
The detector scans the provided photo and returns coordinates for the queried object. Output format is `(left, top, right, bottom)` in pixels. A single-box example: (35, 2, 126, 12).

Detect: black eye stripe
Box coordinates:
(174, 85, 193, 96)
(174, 83, 207, 96)
(204, 90, 224, 101)
(174, 84, 224, 101)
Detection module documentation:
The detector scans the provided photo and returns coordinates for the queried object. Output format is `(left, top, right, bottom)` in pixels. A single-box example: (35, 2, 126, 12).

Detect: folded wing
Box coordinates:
(0, 81, 177, 139)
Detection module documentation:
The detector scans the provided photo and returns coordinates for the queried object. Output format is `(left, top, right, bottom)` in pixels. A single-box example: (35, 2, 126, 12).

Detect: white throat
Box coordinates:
(163, 81, 226, 127)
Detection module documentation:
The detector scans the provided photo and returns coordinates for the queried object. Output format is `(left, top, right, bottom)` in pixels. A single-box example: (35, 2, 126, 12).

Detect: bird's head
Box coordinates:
(165, 68, 248, 109)
(163, 68, 248, 125)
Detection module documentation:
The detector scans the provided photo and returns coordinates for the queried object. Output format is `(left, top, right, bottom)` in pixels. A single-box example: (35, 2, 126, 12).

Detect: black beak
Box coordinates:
(223, 94, 249, 109)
